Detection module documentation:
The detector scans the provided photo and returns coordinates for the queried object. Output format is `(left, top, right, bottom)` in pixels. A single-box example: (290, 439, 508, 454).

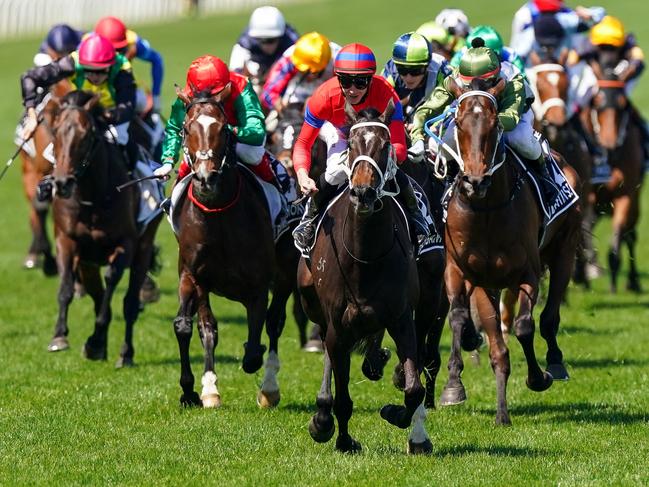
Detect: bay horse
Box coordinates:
(49, 91, 162, 366)
(526, 50, 595, 287)
(18, 80, 70, 274)
(441, 78, 581, 424)
(585, 56, 644, 293)
(298, 103, 432, 454)
(172, 86, 282, 408)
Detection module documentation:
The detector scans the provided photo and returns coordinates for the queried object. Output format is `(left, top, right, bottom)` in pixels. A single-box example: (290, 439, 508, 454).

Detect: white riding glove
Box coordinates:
(408, 139, 426, 162)
(152, 95, 162, 113)
(154, 163, 173, 179)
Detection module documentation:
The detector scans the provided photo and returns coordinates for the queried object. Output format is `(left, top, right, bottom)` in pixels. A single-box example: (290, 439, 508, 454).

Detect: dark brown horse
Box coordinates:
(298, 103, 432, 454)
(48, 91, 162, 366)
(585, 57, 644, 293)
(172, 86, 282, 408)
(19, 80, 70, 274)
(526, 50, 595, 287)
(440, 79, 581, 424)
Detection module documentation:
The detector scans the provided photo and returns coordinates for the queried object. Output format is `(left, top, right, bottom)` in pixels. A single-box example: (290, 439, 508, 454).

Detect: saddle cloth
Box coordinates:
(133, 160, 165, 233)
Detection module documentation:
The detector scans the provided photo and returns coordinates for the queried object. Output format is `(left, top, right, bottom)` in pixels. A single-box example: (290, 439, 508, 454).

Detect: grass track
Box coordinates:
(1, 0, 649, 484)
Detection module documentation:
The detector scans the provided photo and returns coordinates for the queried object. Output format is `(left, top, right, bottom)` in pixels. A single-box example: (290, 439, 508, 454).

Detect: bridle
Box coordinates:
(526, 63, 567, 122)
(53, 105, 98, 181)
(182, 98, 232, 170)
(343, 121, 399, 198)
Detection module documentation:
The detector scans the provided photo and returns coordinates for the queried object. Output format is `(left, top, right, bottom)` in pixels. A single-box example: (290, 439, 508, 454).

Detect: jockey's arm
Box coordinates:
(409, 82, 453, 142)
(387, 98, 408, 162)
(498, 77, 525, 131)
(21, 55, 75, 109)
(621, 37, 645, 82)
(106, 69, 136, 125)
(232, 81, 266, 146)
(133, 34, 164, 101)
(292, 105, 323, 177)
(229, 42, 251, 73)
(160, 97, 185, 165)
(261, 56, 295, 111)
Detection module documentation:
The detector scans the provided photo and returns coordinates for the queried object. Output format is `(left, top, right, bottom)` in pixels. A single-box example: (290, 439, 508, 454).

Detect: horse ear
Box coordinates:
(488, 77, 506, 98)
(380, 99, 395, 126)
(344, 100, 358, 125)
(175, 84, 191, 105)
(83, 93, 101, 112)
(213, 82, 232, 103)
(529, 50, 541, 67)
(447, 77, 463, 99)
(558, 47, 569, 66)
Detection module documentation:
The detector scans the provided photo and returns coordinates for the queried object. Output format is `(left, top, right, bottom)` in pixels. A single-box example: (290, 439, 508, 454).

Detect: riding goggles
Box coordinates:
(396, 65, 427, 77)
(337, 74, 371, 90)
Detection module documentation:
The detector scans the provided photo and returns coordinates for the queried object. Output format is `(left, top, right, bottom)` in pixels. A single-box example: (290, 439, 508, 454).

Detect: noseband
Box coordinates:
(344, 121, 399, 198)
(526, 64, 567, 121)
(182, 98, 232, 169)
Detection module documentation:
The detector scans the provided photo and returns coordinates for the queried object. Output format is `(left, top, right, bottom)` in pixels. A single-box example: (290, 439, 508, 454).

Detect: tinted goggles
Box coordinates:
(337, 75, 371, 90)
(396, 65, 427, 76)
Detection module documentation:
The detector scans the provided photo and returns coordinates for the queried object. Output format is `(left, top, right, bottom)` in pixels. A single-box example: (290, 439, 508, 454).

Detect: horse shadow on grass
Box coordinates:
(280, 400, 385, 415)
(143, 353, 240, 367)
(567, 356, 649, 368)
(371, 443, 548, 457)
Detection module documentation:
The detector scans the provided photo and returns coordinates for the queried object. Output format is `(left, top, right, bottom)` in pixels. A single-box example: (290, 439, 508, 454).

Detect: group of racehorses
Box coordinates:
(16, 34, 644, 455)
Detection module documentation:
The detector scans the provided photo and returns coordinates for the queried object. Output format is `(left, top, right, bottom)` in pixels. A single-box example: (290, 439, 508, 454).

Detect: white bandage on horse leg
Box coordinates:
(260, 350, 280, 393)
(408, 402, 430, 444)
(201, 371, 219, 397)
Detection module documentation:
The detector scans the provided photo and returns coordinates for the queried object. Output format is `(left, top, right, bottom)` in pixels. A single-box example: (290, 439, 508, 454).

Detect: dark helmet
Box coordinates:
(46, 24, 81, 56)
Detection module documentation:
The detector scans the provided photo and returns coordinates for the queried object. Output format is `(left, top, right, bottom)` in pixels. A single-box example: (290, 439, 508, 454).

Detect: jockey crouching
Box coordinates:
(20, 33, 137, 201)
(292, 43, 431, 251)
(410, 38, 552, 179)
(158, 55, 288, 202)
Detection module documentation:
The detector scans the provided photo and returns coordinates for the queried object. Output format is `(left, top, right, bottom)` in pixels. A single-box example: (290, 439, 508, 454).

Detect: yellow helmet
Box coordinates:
(590, 16, 625, 47)
(290, 32, 332, 73)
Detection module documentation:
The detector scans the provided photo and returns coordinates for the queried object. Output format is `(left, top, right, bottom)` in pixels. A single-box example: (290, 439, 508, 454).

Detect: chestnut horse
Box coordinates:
(298, 103, 432, 454)
(172, 87, 283, 408)
(440, 78, 581, 424)
(18, 80, 70, 274)
(586, 57, 644, 293)
(48, 91, 162, 366)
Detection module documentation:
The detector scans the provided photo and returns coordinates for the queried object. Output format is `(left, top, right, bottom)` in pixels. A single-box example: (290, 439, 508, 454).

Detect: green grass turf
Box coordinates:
(1, 0, 649, 484)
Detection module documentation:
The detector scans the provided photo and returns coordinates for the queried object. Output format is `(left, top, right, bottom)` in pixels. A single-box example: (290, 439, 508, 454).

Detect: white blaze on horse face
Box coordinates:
(473, 106, 483, 114)
(196, 114, 217, 137)
(363, 131, 376, 146)
(546, 72, 560, 87)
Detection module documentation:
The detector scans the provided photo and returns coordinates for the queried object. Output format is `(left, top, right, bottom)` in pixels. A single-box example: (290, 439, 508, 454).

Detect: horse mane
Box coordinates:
(59, 91, 103, 119)
(355, 107, 382, 122)
(468, 77, 491, 92)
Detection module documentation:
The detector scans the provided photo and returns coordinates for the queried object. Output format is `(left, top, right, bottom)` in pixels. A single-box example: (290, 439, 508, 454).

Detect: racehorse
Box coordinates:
(526, 49, 595, 287)
(18, 80, 70, 275)
(172, 86, 283, 408)
(48, 91, 162, 366)
(441, 78, 581, 424)
(298, 103, 432, 454)
(585, 56, 644, 293)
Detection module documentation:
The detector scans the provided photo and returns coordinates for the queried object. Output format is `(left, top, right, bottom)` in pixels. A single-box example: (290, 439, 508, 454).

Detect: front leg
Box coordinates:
(174, 269, 200, 407)
(48, 233, 77, 352)
(242, 293, 269, 374)
(308, 348, 335, 443)
(196, 284, 220, 408)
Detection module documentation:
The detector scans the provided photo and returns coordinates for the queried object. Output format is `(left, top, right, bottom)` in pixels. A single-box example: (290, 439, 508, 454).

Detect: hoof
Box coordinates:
(47, 336, 69, 352)
(23, 254, 38, 270)
(180, 391, 202, 407)
(308, 414, 335, 443)
(257, 389, 280, 408)
(586, 263, 603, 280)
(139, 276, 161, 304)
(82, 341, 107, 361)
(626, 278, 642, 293)
(495, 411, 512, 426)
(546, 363, 569, 381)
(380, 404, 410, 429)
(361, 348, 391, 381)
(335, 435, 362, 454)
(42, 255, 58, 276)
(302, 339, 324, 353)
(392, 363, 405, 391)
(407, 438, 433, 455)
(461, 323, 483, 352)
(469, 349, 481, 366)
(439, 384, 467, 406)
(201, 393, 222, 408)
(526, 371, 553, 392)
(115, 355, 135, 369)
(242, 342, 266, 374)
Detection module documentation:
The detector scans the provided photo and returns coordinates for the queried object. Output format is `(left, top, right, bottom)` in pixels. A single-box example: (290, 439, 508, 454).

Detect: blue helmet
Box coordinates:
(46, 24, 81, 56)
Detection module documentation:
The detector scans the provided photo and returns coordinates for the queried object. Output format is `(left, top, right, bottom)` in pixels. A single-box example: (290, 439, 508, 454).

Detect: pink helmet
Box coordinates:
(78, 33, 116, 69)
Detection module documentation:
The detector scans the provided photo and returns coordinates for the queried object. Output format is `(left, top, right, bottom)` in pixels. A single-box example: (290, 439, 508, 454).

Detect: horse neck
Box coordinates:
(457, 158, 516, 213)
(77, 140, 118, 205)
(343, 196, 396, 263)
(190, 163, 240, 210)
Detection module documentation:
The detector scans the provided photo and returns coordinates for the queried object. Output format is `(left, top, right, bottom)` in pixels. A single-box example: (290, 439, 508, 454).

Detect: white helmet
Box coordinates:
(435, 8, 470, 37)
(248, 6, 286, 39)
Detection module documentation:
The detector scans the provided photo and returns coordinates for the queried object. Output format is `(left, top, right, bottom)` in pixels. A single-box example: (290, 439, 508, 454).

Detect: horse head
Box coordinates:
(269, 102, 306, 178)
(528, 49, 570, 139)
(345, 100, 395, 215)
(589, 57, 629, 151)
(449, 77, 506, 199)
(51, 91, 100, 199)
(177, 83, 233, 192)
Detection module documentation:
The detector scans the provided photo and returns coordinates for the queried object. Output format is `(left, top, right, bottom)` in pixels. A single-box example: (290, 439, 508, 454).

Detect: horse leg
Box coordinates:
(48, 234, 77, 352)
(608, 195, 631, 293)
(476, 288, 511, 425)
(195, 286, 221, 408)
(440, 261, 468, 406)
(83, 246, 130, 360)
(581, 202, 602, 280)
(292, 290, 310, 349)
(174, 270, 200, 406)
(514, 280, 553, 392)
(242, 293, 268, 374)
(361, 329, 392, 382)
(308, 348, 335, 443)
(329, 337, 361, 454)
(500, 288, 517, 340)
(625, 228, 641, 292)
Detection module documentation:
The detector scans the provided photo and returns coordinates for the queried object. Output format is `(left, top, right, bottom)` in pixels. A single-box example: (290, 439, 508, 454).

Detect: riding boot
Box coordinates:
(36, 176, 53, 203)
(122, 139, 140, 173)
(534, 154, 552, 179)
(292, 174, 340, 251)
(394, 169, 431, 245)
(250, 152, 282, 191)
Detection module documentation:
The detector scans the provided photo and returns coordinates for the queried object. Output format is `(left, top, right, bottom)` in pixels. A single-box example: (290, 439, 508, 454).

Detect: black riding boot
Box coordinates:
(36, 176, 53, 202)
(292, 174, 340, 251)
(394, 169, 431, 245)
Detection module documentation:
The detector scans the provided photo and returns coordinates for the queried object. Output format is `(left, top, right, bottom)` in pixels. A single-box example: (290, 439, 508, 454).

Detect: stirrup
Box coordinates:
(159, 197, 171, 215)
(292, 219, 316, 251)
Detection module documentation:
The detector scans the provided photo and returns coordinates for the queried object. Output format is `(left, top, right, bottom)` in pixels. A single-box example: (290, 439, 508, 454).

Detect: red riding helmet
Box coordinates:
(184, 55, 231, 96)
(533, 0, 563, 13)
(95, 16, 129, 49)
(334, 43, 376, 75)
(78, 33, 116, 69)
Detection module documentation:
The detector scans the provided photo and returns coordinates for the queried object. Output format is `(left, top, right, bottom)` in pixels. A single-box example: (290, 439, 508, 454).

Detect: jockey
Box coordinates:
(291, 43, 431, 250)
(450, 25, 526, 75)
(34, 24, 83, 66)
(381, 32, 451, 126)
(435, 9, 471, 54)
(510, 0, 605, 62)
(158, 55, 279, 186)
(261, 31, 341, 113)
(21, 34, 137, 197)
(409, 41, 551, 177)
(94, 16, 164, 112)
(229, 6, 299, 79)
(416, 21, 455, 60)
